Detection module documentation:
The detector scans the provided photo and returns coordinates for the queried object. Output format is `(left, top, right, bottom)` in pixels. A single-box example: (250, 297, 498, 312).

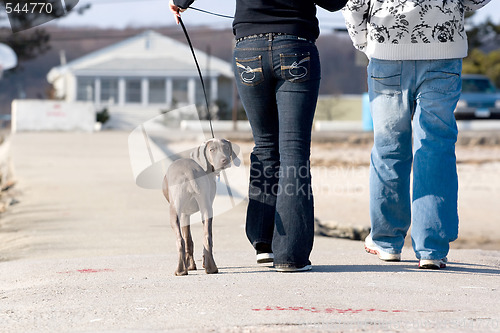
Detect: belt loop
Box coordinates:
(268, 33, 273, 42)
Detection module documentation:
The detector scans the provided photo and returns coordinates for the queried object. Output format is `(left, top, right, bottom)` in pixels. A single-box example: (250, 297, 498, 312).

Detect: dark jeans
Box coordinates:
(233, 33, 321, 267)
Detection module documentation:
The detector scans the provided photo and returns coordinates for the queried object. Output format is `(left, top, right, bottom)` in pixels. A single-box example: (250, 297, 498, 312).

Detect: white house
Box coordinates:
(47, 30, 234, 128)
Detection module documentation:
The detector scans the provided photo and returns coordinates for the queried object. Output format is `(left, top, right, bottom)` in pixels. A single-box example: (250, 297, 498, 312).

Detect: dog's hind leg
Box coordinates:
(200, 206, 218, 274)
(170, 206, 187, 276)
(181, 214, 197, 271)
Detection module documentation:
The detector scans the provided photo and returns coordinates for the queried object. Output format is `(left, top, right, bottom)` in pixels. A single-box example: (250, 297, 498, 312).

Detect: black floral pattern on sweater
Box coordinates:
(342, 0, 491, 59)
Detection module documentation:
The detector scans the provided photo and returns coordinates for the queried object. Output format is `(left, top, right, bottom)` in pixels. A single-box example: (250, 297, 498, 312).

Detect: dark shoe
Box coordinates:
(275, 264, 312, 272)
(256, 242, 273, 264)
(257, 252, 274, 264)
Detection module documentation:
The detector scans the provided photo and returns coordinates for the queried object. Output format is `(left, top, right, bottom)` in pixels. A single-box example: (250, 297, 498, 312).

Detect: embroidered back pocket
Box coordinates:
(235, 56, 264, 86)
(280, 52, 311, 83)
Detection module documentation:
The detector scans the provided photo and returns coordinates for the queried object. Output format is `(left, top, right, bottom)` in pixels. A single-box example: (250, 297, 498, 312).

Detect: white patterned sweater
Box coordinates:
(342, 0, 492, 60)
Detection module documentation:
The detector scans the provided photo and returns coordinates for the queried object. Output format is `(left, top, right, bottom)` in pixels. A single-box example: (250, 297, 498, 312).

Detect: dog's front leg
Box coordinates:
(170, 206, 187, 276)
(181, 214, 197, 271)
(202, 215, 218, 274)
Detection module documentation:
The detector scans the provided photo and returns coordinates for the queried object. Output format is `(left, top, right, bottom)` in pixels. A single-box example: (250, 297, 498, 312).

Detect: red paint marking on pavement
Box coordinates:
(251, 306, 407, 314)
(57, 269, 114, 274)
(77, 269, 113, 273)
(46, 111, 66, 117)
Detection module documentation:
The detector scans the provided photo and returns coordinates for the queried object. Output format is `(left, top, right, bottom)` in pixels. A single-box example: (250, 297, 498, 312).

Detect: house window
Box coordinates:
(149, 79, 166, 104)
(126, 79, 142, 103)
(76, 77, 94, 101)
(172, 79, 188, 106)
(101, 78, 118, 104)
(195, 79, 211, 106)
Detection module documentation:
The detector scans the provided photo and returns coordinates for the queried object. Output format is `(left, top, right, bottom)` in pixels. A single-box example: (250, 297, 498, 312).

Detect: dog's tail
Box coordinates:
(170, 177, 202, 214)
(187, 178, 202, 196)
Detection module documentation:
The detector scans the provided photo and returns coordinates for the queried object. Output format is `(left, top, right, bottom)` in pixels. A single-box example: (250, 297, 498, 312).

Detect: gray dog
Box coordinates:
(163, 138, 240, 276)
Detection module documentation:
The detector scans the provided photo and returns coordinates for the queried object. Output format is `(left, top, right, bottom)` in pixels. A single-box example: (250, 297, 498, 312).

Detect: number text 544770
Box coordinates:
(5, 2, 54, 14)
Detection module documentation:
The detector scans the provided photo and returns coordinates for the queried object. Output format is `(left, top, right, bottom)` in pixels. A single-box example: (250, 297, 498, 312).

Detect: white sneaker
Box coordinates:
(256, 252, 274, 264)
(275, 264, 312, 272)
(419, 257, 447, 269)
(364, 234, 401, 261)
(255, 242, 274, 264)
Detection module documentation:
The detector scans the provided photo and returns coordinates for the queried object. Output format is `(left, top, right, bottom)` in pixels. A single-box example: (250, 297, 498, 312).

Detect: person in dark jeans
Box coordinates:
(170, 0, 347, 272)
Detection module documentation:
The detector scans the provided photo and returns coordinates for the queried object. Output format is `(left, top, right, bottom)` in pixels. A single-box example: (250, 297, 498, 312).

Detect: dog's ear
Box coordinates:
(190, 142, 209, 172)
(227, 140, 241, 167)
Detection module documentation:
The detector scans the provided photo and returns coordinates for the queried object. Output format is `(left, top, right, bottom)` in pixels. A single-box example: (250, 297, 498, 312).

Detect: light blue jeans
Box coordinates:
(368, 58, 462, 260)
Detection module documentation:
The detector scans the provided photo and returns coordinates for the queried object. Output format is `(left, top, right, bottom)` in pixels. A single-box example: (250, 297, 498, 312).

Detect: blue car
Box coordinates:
(454, 74, 500, 120)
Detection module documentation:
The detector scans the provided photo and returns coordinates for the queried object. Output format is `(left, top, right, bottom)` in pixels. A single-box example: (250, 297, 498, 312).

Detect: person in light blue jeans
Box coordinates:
(368, 58, 461, 266)
(343, 0, 492, 269)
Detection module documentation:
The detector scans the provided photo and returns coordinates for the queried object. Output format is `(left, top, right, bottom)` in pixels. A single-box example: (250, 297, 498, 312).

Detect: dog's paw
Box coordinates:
(186, 256, 197, 270)
(175, 269, 188, 276)
(202, 253, 218, 274)
(205, 266, 218, 274)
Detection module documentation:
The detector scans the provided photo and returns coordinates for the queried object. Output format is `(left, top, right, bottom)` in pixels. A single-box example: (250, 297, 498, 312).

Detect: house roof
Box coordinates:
(47, 30, 233, 82)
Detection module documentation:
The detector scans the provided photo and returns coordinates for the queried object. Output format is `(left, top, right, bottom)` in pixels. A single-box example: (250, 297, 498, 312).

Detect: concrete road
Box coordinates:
(0, 132, 499, 333)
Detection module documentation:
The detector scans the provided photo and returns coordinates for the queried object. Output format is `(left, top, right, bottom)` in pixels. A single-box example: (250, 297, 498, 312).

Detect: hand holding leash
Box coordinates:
(168, 0, 186, 25)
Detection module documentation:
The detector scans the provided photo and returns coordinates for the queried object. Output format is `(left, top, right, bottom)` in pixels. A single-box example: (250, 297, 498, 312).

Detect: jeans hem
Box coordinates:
(252, 239, 272, 249)
(416, 254, 448, 260)
(274, 261, 311, 268)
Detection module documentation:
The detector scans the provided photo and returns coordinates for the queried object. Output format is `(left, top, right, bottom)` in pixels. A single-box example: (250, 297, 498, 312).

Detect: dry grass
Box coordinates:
(314, 95, 363, 121)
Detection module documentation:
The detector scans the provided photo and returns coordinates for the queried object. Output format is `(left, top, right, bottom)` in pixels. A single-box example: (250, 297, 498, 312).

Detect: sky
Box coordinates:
(48, 0, 500, 32)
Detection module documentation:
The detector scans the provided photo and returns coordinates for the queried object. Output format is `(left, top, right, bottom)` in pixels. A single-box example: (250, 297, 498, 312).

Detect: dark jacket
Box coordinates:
(173, 0, 347, 41)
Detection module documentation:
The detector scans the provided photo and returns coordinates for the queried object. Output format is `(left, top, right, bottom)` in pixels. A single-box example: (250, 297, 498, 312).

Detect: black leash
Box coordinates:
(178, 16, 216, 139)
(177, 15, 236, 207)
